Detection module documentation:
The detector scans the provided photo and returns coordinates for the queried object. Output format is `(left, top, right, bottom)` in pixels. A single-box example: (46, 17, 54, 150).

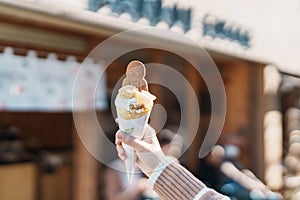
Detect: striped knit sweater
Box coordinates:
(148, 157, 230, 200)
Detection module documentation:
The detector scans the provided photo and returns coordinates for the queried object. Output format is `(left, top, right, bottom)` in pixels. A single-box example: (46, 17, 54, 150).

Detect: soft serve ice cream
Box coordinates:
(115, 85, 156, 121)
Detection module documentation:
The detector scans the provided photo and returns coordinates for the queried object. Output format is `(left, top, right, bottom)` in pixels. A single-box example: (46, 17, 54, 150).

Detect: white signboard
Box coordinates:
(0, 47, 107, 111)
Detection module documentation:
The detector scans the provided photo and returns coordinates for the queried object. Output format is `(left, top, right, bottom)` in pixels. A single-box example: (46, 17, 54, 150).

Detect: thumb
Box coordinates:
(120, 132, 146, 152)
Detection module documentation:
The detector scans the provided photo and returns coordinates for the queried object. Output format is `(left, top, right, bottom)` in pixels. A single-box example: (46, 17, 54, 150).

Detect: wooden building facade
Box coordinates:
(0, 1, 298, 199)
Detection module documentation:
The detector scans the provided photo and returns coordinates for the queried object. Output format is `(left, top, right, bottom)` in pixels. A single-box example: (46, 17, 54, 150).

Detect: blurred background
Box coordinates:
(0, 0, 300, 199)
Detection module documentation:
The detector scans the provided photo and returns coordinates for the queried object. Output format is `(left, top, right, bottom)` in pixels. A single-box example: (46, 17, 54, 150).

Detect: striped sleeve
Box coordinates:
(149, 157, 229, 200)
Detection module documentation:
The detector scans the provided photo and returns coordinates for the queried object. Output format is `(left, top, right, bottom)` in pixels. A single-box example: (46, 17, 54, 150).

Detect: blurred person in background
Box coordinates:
(198, 143, 283, 200)
(220, 144, 282, 200)
(196, 145, 226, 190)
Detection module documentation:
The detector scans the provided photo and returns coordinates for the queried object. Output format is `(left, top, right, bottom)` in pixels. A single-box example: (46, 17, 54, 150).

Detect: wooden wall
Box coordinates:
(0, 162, 37, 200)
(0, 112, 73, 149)
(220, 61, 264, 175)
(180, 60, 265, 175)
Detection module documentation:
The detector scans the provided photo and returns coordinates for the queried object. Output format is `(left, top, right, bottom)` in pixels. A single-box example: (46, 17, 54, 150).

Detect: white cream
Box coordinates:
(115, 96, 136, 111)
(136, 90, 156, 107)
(115, 87, 156, 111)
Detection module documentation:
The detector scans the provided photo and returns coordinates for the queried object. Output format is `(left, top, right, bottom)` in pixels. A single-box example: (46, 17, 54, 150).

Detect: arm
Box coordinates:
(115, 127, 230, 200)
(220, 161, 268, 191)
(149, 158, 228, 200)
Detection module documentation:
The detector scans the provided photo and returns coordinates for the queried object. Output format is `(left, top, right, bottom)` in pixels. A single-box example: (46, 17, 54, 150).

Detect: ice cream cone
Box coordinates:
(115, 85, 155, 183)
(122, 143, 135, 183)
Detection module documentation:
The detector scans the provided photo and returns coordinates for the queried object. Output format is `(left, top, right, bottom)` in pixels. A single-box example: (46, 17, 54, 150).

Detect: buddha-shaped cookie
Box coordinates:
(122, 60, 148, 91)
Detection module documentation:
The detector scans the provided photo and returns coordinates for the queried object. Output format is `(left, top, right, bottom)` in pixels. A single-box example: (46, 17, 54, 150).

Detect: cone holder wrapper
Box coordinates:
(117, 112, 151, 183)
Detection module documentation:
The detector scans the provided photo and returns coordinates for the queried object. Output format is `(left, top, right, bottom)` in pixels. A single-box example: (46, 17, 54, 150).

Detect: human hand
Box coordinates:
(115, 125, 166, 177)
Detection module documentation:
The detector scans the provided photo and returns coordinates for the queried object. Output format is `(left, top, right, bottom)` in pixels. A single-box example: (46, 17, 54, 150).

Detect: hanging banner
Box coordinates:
(0, 47, 107, 111)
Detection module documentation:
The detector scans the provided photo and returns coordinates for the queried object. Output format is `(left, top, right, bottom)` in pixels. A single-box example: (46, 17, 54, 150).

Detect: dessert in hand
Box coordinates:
(115, 60, 155, 183)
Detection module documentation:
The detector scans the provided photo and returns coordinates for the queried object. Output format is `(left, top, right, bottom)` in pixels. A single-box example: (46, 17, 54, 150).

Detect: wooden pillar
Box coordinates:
(184, 63, 201, 173)
(249, 63, 265, 179)
(72, 120, 99, 200)
(222, 61, 251, 167)
(263, 65, 283, 190)
(147, 52, 167, 133)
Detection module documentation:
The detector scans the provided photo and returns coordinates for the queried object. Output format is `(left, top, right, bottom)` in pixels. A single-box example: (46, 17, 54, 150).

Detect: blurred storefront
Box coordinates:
(0, 0, 299, 200)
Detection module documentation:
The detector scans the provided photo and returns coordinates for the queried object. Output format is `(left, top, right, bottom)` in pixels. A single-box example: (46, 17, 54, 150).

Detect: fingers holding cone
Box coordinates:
(115, 130, 126, 160)
(116, 130, 148, 153)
